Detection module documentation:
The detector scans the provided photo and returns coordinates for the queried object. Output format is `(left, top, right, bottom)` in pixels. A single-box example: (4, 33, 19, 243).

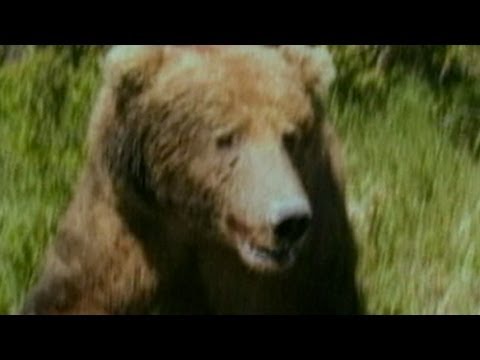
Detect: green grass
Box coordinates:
(331, 78, 480, 314)
(1, 48, 479, 314)
(0, 49, 101, 314)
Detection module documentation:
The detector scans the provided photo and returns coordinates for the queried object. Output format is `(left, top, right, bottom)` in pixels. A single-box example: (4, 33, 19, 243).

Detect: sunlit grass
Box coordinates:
(0, 49, 100, 313)
(331, 78, 480, 314)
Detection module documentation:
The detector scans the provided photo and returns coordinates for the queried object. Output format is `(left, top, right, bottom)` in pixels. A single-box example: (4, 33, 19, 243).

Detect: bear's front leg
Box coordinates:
(21, 229, 161, 315)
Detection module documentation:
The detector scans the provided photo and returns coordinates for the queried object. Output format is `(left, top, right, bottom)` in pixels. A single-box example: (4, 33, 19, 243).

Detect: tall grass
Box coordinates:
(0, 48, 100, 313)
(331, 78, 480, 314)
(0, 47, 479, 314)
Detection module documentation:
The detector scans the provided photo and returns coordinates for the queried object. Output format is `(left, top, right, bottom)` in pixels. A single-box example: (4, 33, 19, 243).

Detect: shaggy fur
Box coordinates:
(22, 45, 362, 315)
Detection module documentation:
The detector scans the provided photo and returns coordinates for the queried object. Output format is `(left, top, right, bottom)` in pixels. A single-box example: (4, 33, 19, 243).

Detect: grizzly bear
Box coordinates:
(22, 45, 362, 315)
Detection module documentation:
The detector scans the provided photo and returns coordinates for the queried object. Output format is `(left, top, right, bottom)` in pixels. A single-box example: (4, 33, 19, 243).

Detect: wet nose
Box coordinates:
(272, 200, 312, 247)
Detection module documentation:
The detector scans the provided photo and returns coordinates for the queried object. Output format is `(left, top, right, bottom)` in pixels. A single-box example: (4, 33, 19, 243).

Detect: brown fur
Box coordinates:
(22, 45, 362, 315)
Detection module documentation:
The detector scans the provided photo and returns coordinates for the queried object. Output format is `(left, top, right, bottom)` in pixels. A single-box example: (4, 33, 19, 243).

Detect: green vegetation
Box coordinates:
(0, 46, 479, 314)
(0, 47, 101, 313)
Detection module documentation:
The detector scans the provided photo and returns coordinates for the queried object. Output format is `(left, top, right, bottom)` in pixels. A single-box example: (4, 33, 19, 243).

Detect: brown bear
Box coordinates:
(22, 45, 362, 315)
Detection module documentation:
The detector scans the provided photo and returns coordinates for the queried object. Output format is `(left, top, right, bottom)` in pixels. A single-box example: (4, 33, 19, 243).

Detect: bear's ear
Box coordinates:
(103, 45, 170, 100)
(94, 46, 169, 204)
(277, 45, 337, 98)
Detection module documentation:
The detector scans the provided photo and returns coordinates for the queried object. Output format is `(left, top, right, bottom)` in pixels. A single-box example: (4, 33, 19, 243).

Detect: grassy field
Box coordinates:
(1, 47, 479, 315)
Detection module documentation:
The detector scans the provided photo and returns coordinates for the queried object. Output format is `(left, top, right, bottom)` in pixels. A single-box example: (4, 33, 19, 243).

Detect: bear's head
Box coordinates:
(92, 45, 337, 273)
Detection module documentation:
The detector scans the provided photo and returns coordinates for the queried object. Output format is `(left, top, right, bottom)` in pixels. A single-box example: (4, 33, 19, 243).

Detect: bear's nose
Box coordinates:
(272, 200, 312, 247)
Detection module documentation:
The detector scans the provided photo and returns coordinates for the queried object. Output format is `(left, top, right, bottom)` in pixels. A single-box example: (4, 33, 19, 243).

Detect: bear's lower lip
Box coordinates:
(253, 246, 291, 263)
(239, 241, 297, 271)
(227, 214, 297, 271)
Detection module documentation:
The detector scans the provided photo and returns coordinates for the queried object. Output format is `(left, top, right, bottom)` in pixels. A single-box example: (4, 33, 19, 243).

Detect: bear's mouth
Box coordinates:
(238, 241, 297, 272)
(227, 214, 298, 272)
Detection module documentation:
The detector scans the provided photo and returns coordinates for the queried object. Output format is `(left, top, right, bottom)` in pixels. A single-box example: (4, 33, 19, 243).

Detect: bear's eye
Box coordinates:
(283, 132, 298, 152)
(216, 132, 237, 150)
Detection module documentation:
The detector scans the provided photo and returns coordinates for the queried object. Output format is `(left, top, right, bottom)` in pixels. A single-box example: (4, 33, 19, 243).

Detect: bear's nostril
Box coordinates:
(274, 215, 311, 246)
